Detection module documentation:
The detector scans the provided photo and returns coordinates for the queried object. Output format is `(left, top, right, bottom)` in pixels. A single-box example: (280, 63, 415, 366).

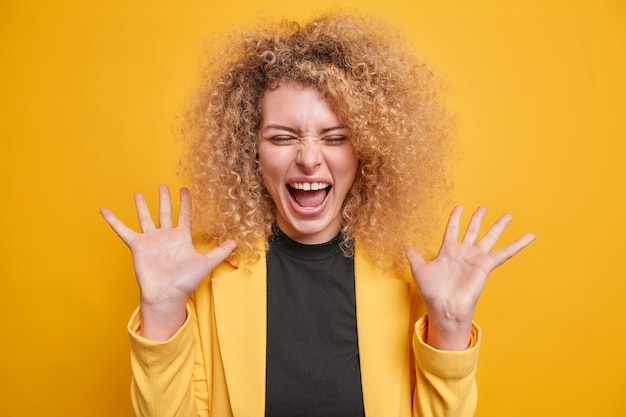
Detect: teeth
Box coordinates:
(289, 182, 330, 191)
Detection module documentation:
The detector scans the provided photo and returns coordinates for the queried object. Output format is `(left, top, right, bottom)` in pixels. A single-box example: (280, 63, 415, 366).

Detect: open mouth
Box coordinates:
(288, 182, 331, 208)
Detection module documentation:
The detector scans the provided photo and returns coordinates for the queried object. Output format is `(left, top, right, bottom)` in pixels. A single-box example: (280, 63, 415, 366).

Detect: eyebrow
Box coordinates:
(260, 124, 349, 135)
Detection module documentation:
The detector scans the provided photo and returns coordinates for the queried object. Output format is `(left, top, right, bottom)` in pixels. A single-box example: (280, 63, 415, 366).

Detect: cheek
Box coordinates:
(258, 158, 281, 191)
(259, 156, 276, 175)
(257, 148, 272, 175)
(258, 145, 292, 178)
(343, 159, 359, 193)
(339, 150, 359, 179)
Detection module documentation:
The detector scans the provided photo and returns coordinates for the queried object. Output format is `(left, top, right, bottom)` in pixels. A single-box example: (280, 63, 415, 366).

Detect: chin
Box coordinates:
(278, 213, 341, 244)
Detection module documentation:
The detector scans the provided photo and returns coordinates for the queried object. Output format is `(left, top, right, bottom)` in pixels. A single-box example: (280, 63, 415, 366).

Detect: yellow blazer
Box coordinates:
(128, 247, 480, 417)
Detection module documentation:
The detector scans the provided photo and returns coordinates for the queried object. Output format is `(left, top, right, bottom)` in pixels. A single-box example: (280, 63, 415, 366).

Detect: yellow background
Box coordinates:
(1, 0, 624, 416)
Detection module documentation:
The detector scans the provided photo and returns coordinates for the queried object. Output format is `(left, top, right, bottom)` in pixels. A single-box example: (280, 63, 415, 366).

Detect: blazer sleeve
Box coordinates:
(412, 315, 481, 417)
(128, 305, 201, 417)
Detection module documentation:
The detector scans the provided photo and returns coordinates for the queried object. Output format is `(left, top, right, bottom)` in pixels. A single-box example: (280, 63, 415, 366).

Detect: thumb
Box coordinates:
(403, 245, 425, 269)
(204, 240, 237, 271)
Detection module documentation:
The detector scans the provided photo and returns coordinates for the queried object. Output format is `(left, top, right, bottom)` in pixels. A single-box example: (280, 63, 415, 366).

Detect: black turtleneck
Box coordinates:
(264, 225, 365, 417)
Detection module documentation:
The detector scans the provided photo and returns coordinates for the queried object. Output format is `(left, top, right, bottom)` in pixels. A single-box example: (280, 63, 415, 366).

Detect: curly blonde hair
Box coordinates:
(179, 12, 454, 269)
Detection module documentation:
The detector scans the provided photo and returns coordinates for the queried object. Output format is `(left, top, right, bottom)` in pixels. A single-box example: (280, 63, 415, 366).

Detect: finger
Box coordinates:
(177, 187, 192, 231)
(462, 206, 488, 244)
(204, 240, 237, 271)
(476, 213, 513, 252)
(100, 208, 138, 246)
(158, 185, 173, 229)
(442, 205, 464, 243)
(134, 192, 156, 233)
(490, 233, 536, 268)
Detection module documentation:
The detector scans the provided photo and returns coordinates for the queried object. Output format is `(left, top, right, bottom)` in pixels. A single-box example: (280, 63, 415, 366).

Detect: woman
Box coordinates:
(101, 12, 535, 417)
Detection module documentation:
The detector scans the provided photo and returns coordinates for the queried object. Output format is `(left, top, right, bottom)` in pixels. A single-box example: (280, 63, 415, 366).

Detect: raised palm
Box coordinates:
(100, 185, 235, 340)
(405, 206, 535, 350)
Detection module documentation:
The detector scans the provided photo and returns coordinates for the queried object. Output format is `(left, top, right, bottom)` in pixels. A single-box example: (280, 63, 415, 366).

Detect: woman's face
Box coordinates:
(257, 82, 358, 244)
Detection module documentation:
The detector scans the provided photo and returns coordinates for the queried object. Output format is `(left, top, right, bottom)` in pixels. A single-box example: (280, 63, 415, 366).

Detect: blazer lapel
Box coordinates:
(212, 255, 267, 417)
(355, 251, 413, 417)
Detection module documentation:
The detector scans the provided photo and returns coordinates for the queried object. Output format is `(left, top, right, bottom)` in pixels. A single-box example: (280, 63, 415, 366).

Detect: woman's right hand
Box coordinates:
(100, 185, 236, 341)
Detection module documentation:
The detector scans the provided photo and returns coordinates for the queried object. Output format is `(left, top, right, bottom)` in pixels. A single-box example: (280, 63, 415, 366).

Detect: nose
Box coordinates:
(295, 139, 322, 172)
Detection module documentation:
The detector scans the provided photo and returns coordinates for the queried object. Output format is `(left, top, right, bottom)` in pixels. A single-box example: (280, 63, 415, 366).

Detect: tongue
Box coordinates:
(292, 189, 327, 207)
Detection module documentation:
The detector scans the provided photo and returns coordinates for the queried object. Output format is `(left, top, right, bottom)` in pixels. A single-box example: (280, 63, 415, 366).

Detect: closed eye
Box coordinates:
(324, 135, 348, 144)
(268, 135, 297, 144)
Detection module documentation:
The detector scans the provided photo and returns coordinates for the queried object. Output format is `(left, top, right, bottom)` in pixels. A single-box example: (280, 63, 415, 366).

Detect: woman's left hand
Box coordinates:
(404, 205, 535, 350)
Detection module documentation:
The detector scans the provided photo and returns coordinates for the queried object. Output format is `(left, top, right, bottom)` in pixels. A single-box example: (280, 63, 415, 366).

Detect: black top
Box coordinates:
(265, 225, 365, 417)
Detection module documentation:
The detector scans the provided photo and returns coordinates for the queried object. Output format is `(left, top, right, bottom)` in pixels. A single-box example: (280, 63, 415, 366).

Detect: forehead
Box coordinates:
(259, 82, 342, 128)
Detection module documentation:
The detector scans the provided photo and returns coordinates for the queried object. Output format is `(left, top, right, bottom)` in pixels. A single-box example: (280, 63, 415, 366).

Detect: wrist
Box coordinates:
(139, 298, 188, 341)
(425, 314, 473, 351)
